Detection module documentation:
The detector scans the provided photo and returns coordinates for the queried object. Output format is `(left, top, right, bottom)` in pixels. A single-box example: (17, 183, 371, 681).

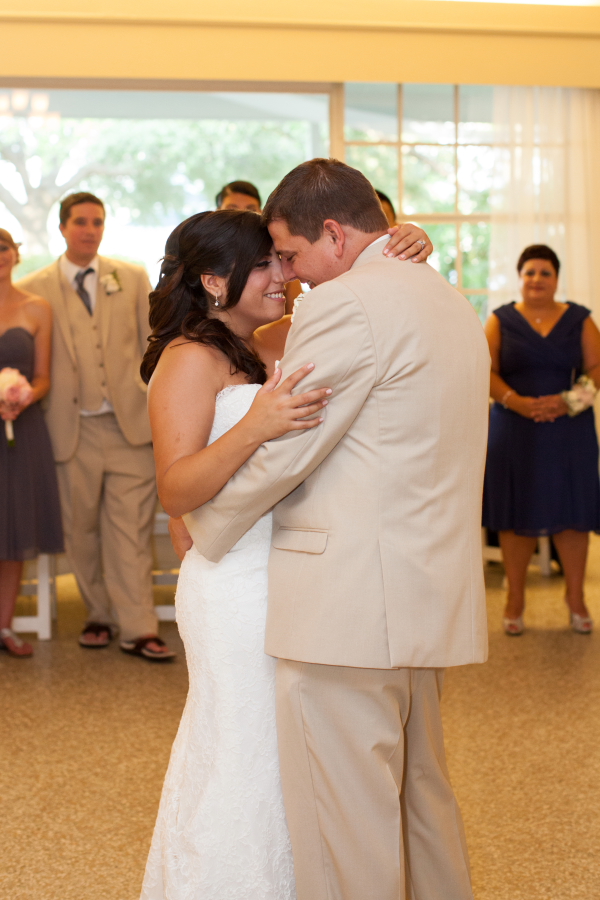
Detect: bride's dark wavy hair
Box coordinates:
(141, 210, 273, 384)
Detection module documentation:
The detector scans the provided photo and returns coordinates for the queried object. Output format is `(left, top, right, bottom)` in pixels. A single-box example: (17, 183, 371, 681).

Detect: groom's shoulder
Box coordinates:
(302, 274, 363, 310)
(301, 257, 454, 318)
(351, 253, 444, 287)
(291, 277, 369, 340)
(331, 255, 482, 336)
(343, 253, 462, 308)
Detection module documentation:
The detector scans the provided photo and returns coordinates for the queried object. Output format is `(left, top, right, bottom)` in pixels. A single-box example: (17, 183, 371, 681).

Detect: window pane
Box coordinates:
(345, 83, 398, 142)
(461, 222, 490, 290)
(416, 223, 458, 286)
(465, 294, 488, 324)
(402, 145, 455, 214)
(0, 87, 330, 283)
(458, 145, 494, 214)
(458, 85, 494, 144)
(402, 84, 455, 145)
(346, 145, 399, 210)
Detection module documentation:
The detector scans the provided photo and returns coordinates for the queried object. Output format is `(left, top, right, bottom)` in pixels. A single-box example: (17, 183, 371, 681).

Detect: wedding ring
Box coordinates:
(417, 240, 426, 248)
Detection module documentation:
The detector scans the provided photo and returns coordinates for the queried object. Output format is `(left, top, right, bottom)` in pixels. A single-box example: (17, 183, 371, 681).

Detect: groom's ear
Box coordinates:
(322, 219, 346, 257)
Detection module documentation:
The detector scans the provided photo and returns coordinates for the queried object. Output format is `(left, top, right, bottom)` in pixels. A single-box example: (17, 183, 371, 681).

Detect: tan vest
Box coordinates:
(64, 282, 112, 412)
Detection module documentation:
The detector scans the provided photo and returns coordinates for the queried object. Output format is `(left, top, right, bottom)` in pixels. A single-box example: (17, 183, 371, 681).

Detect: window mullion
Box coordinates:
(454, 84, 462, 293)
(398, 83, 403, 220)
(330, 83, 345, 161)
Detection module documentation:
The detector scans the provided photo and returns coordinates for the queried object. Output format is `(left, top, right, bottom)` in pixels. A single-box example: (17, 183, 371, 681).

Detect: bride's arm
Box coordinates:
(149, 342, 331, 518)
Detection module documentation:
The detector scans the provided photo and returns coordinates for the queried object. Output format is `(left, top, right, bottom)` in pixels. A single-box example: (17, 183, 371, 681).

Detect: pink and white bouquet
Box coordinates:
(0, 367, 34, 446)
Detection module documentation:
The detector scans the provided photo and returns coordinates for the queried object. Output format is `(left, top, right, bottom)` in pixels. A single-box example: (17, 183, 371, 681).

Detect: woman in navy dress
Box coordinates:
(483, 245, 600, 635)
(0, 229, 64, 657)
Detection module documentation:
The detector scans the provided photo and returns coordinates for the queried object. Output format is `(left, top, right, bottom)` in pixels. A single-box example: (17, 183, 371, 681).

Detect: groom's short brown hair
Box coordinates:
(262, 158, 388, 243)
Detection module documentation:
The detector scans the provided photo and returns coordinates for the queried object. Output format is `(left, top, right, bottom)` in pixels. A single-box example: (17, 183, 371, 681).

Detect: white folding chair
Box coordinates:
(152, 509, 179, 622)
(482, 529, 552, 576)
(12, 554, 56, 640)
(11, 510, 180, 636)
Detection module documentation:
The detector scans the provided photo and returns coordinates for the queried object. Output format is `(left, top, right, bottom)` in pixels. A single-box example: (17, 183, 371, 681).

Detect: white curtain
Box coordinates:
(489, 87, 600, 318)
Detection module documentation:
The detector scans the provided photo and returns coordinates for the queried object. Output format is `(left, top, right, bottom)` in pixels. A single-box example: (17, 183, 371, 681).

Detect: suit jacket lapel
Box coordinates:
(49, 261, 77, 365)
(98, 257, 115, 349)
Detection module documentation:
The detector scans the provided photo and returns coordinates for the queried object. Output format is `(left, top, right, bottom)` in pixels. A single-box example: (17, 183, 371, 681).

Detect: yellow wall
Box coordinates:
(2, 0, 600, 86)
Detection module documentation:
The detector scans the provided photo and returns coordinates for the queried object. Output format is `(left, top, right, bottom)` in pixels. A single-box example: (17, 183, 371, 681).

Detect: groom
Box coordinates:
(183, 159, 490, 900)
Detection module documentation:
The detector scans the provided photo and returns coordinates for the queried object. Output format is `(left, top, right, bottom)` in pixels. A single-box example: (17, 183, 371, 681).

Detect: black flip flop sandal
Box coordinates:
(120, 635, 176, 661)
(79, 622, 114, 648)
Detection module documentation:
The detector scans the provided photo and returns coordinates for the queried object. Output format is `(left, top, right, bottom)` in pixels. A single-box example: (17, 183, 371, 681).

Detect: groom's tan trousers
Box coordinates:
(276, 660, 473, 900)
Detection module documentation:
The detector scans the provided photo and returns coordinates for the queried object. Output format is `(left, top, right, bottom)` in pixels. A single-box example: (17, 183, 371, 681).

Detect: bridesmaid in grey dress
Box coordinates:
(0, 228, 63, 657)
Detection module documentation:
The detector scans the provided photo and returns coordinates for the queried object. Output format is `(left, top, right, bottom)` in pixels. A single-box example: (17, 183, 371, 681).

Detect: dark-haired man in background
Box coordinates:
(215, 180, 262, 212)
(375, 188, 397, 227)
(18, 192, 175, 660)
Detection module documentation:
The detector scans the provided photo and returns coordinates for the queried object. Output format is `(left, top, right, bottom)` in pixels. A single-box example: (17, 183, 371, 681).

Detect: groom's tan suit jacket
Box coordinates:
(18, 257, 152, 463)
(185, 239, 490, 669)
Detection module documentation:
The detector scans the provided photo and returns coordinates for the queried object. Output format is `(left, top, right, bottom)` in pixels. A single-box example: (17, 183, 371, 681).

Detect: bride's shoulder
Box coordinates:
(163, 337, 226, 367)
(149, 338, 225, 395)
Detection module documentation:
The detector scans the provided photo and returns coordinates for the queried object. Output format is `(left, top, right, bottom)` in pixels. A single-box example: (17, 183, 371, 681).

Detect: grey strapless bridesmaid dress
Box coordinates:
(0, 327, 64, 559)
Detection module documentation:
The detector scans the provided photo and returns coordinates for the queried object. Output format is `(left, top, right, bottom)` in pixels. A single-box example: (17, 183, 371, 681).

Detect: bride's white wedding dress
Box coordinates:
(141, 384, 296, 900)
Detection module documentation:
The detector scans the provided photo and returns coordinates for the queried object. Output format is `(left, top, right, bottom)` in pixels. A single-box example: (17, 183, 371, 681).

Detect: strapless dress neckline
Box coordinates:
(0, 326, 34, 341)
(216, 382, 261, 400)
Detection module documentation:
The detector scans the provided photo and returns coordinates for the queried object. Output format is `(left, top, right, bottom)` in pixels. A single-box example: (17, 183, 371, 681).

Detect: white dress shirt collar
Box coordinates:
(60, 253, 100, 282)
(366, 234, 389, 249)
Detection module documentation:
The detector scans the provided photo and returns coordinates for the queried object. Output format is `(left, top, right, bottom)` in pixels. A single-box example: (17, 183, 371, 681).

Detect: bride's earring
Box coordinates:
(213, 293, 221, 308)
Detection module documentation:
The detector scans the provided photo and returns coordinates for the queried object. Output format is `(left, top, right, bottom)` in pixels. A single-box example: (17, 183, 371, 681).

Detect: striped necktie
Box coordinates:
(74, 268, 94, 315)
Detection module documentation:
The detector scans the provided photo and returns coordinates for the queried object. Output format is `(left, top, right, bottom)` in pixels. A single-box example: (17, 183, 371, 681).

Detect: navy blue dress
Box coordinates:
(483, 302, 600, 536)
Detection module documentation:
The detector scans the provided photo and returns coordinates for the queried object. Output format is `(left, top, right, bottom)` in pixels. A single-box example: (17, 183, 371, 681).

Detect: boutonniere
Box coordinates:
(100, 271, 122, 295)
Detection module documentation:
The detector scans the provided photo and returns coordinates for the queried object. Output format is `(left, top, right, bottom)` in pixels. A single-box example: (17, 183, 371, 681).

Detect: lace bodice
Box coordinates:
(210, 383, 262, 442)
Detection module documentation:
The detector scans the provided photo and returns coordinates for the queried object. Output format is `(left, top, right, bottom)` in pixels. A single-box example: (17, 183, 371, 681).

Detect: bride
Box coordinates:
(139, 208, 431, 899)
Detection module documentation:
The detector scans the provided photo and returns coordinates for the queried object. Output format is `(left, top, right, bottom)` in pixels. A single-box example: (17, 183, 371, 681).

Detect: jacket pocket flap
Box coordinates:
(272, 528, 328, 554)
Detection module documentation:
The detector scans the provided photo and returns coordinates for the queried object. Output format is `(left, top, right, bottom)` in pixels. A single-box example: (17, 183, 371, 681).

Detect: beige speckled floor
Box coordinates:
(3, 541, 600, 900)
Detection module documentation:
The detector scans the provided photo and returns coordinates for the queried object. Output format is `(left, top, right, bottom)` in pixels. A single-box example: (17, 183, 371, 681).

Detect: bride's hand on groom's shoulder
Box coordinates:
(383, 224, 433, 262)
(247, 364, 332, 443)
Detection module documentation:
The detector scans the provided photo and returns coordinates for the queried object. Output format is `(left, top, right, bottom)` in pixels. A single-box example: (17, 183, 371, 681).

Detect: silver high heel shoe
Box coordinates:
(570, 612, 593, 634)
(503, 615, 524, 636)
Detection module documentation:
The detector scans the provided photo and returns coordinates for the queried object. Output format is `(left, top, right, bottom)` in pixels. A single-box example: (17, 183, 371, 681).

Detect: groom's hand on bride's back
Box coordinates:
(169, 516, 194, 561)
(383, 223, 433, 262)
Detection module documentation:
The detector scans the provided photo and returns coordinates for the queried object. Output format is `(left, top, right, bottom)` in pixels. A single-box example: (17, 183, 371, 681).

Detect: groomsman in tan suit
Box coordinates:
(19, 193, 174, 660)
(183, 160, 490, 898)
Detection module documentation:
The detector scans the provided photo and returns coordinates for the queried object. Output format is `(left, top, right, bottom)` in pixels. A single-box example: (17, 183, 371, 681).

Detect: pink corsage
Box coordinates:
(561, 375, 598, 417)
